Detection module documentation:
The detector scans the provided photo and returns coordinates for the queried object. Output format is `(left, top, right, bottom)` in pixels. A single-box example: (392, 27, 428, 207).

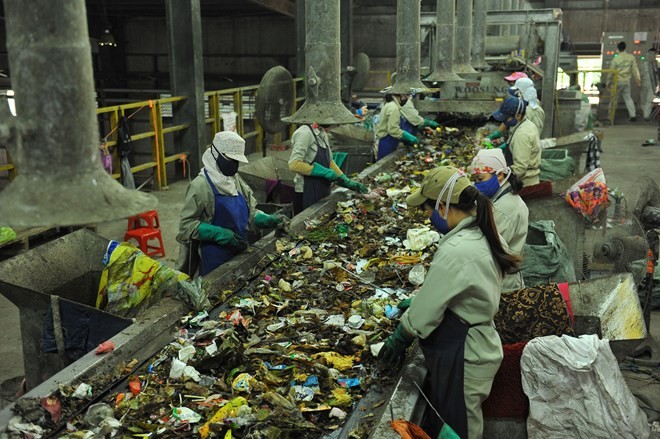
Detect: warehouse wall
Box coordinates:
(121, 16, 296, 90)
(562, 8, 660, 45)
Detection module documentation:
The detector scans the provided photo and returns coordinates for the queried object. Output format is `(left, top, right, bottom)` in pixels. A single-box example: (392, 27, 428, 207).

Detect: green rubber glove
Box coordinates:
(310, 163, 339, 182)
(337, 175, 369, 194)
(400, 130, 419, 146)
(378, 324, 415, 365)
(487, 130, 502, 140)
(254, 212, 282, 229)
(423, 118, 440, 128)
(499, 142, 508, 152)
(398, 297, 413, 312)
(198, 223, 240, 247)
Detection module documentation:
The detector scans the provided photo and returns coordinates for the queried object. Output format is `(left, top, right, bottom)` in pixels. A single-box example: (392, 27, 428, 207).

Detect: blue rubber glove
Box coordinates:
(197, 223, 241, 247)
(337, 175, 369, 194)
(423, 118, 440, 129)
(310, 163, 339, 182)
(378, 324, 415, 365)
(254, 212, 282, 229)
(401, 131, 419, 146)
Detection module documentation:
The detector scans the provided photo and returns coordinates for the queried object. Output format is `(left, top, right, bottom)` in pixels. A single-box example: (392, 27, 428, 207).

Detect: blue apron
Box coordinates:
(400, 116, 416, 135)
(377, 135, 400, 161)
(302, 126, 333, 210)
(200, 170, 249, 276)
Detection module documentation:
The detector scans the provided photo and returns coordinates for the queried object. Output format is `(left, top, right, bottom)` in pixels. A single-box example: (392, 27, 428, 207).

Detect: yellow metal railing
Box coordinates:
(563, 68, 619, 124)
(97, 96, 189, 189)
(3, 76, 306, 188)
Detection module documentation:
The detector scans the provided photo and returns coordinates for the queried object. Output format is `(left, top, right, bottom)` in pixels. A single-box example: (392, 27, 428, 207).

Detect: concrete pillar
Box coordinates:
(425, 0, 463, 82)
(0, 0, 155, 227)
(455, 0, 478, 74)
(488, 0, 500, 36)
(166, 0, 206, 176)
(391, 0, 428, 93)
(471, 0, 490, 70)
(340, 0, 353, 102)
(502, 0, 512, 36)
(295, 0, 305, 76)
(541, 21, 560, 138)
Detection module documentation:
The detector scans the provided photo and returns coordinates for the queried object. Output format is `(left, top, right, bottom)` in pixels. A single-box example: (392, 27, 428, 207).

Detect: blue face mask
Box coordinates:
(430, 209, 449, 234)
(475, 175, 500, 198)
(504, 117, 518, 127)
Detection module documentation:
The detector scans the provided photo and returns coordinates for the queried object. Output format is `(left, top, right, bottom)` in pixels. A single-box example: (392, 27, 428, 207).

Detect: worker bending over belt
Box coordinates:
(176, 131, 284, 276)
(288, 123, 367, 214)
(380, 166, 520, 439)
(374, 87, 419, 160)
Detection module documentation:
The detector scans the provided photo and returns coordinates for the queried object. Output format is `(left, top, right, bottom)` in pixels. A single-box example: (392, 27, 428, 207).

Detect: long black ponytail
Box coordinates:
(455, 186, 521, 274)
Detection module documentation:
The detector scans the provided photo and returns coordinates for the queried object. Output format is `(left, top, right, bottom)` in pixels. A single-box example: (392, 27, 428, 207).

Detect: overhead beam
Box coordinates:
(247, 0, 295, 18)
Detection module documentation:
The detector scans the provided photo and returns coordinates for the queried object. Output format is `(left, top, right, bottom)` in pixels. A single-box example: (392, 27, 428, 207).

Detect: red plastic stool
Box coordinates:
(124, 228, 166, 258)
(127, 210, 160, 231)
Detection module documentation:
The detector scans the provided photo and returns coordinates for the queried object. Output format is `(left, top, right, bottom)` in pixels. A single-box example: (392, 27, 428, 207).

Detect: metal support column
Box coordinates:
(340, 0, 353, 103)
(471, 0, 490, 70)
(295, 0, 306, 76)
(424, 0, 463, 82)
(166, 0, 206, 178)
(541, 20, 561, 138)
(455, 0, 477, 74)
(502, 0, 512, 36)
(391, 0, 428, 93)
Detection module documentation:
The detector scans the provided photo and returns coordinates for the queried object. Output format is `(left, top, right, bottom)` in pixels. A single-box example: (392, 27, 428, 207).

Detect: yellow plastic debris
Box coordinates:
(278, 279, 292, 292)
(312, 352, 354, 371)
(198, 397, 247, 439)
(329, 388, 352, 407)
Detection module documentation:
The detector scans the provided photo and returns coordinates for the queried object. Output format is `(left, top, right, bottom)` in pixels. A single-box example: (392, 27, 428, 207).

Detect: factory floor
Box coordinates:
(1, 120, 659, 406)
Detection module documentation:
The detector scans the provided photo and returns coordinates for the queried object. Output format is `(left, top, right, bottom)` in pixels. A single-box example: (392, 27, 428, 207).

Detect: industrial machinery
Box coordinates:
(418, 7, 579, 139)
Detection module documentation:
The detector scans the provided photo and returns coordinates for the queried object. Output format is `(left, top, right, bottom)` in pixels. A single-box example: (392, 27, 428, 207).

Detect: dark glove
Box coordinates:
(400, 131, 419, 146)
(423, 118, 440, 129)
(197, 223, 241, 247)
(310, 163, 339, 182)
(254, 212, 282, 229)
(378, 324, 415, 366)
(398, 297, 413, 312)
(337, 175, 369, 194)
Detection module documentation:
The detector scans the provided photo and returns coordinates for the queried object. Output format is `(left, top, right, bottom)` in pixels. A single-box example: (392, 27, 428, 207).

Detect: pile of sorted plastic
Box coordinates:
(5, 126, 482, 439)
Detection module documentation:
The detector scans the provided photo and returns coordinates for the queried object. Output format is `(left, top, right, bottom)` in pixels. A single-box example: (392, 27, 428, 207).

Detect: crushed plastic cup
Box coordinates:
(72, 383, 92, 399)
(370, 342, 385, 357)
(83, 403, 114, 427)
(408, 264, 427, 286)
(183, 365, 201, 382)
(172, 406, 202, 424)
(347, 314, 365, 329)
(178, 345, 196, 363)
(169, 358, 186, 379)
(329, 407, 347, 420)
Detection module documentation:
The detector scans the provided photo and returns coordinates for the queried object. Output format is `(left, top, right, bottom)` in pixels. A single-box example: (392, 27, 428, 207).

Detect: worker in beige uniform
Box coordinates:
(470, 149, 528, 291)
(176, 131, 284, 276)
(607, 41, 641, 122)
(492, 97, 541, 187)
(512, 77, 545, 135)
(379, 167, 520, 439)
(374, 88, 419, 160)
(288, 124, 367, 214)
(399, 94, 440, 135)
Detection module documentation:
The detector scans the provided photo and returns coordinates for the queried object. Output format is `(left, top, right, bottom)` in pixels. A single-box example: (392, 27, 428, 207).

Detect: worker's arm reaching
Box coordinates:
(197, 223, 243, 248)
(423, 118, 440, 129)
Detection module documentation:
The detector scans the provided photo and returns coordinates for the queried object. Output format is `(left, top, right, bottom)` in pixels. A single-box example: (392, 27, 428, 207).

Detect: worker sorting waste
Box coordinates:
(374, 87, 419, 160)
(399, 89, 440, 135)
(379, 166, 521, 439)
(176, 131, 286, 276)
(288, 123, 368, 214)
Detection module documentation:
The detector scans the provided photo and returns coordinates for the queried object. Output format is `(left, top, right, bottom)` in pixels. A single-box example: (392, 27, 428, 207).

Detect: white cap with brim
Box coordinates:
(212, 131, 248, 163)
